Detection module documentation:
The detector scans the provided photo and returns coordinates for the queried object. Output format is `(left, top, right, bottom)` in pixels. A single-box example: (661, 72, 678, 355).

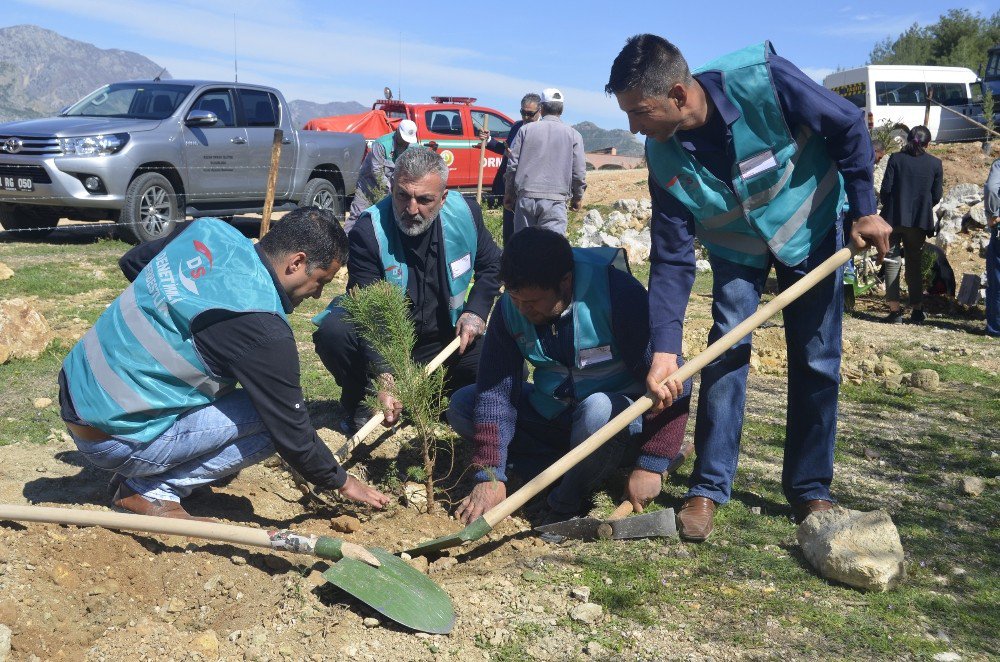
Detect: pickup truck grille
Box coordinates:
(0, 164, 52, 183)
(0, 135, 61, 156)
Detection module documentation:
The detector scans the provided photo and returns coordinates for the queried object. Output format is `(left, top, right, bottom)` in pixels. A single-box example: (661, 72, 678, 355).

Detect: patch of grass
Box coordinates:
(0, 341, 71, 445)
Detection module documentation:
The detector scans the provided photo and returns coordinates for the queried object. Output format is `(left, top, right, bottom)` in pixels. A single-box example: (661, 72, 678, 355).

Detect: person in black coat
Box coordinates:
(879, 125, 943, 324)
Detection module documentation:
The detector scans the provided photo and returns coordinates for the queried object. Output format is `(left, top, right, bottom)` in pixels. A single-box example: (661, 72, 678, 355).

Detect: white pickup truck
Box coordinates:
(0, 80, 364, 242)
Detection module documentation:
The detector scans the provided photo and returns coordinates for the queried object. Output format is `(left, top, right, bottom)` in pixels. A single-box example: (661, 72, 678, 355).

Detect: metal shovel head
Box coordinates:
(608, 508, 677, 540)
(533, 516, 604, 541)
(322, 547, 455, 634)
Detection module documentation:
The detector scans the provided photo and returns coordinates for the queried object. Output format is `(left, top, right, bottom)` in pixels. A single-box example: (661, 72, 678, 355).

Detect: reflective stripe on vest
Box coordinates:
(502, 247, 645, 420)
(646, 41, 847, 268)
(63, 218, 287, 442)
(334, 193, 477, 327)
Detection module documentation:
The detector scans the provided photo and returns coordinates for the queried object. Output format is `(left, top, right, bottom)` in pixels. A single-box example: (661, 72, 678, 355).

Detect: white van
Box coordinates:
(823, 65, 984, 143)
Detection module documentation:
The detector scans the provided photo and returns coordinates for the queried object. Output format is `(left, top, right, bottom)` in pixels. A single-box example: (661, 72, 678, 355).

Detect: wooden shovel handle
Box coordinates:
(483, 245, 855, 527)
(333, 336, 462, 463)
(609, 501, 634, 521)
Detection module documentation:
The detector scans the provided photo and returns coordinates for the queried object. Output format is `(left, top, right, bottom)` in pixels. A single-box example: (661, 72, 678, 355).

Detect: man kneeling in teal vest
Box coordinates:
(448, 228, 691, 525)
(313, 147, 502, 437)
(59, 208, 390, 519)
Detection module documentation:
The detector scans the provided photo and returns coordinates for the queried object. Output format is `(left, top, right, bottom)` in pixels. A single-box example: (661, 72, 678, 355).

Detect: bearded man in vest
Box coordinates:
(346, 119, 419, 233)
(606, 35, 892, 541)
(59, 208, 391, 520)
(314, 146, 502, 436)
(448, 228, 691, 526)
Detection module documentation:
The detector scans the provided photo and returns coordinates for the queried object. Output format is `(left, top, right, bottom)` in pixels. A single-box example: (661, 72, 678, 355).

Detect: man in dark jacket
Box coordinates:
(879, 125, 944, 324)
(479, 93, 541, 243)
(59, 208, 390, 519)
(313, 147, 502, 435)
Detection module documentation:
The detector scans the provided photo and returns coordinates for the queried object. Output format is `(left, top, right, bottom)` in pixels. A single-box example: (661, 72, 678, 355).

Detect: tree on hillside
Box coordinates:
(869, 9, 1000, 74)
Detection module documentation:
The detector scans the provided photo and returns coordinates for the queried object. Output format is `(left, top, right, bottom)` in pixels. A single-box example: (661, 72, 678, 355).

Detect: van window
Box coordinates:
(426, 110, 463, 136)
(927, 83, 969, 106)
(875, 81, 926, 106)
(471, 111, 513, 140)
(830, 82, 866, 108)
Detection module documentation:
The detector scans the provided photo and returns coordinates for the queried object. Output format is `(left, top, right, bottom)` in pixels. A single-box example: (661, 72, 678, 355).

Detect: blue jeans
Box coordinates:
(986, 225, 1000, 337)
(687, 222, 843, 506)
(447, 383, 643, 514)
(70, 390, 274, 502)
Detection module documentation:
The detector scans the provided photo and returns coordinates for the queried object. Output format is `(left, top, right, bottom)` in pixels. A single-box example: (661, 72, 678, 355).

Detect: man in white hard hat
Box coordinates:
(503, 88, 587, 236)
(347, 119, 419, 232)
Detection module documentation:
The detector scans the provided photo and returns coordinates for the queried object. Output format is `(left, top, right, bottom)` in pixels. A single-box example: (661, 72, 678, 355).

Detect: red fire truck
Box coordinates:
(305, 96, 516, 191)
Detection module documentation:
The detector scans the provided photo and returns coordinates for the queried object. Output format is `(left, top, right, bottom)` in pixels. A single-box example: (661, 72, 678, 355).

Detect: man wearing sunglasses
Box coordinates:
(478, 93, 542, 243)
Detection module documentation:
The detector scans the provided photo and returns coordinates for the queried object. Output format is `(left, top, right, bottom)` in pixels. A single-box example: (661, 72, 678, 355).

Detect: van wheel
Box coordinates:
(0, 205, 60, 240)
(119, 172, 179, 244)
(301, 178, 344, 218)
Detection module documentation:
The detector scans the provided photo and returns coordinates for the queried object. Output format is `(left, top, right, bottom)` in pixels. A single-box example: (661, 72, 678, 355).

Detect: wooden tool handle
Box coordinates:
(475, 115, 490, 203)
(608, 501, 634, 521)
(0, 504, 378, 565)
(483, 245, 855, 527)
(333, 336, 462, 463)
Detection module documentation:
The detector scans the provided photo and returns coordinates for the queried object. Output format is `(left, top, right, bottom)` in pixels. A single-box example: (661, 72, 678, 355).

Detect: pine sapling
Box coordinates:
(340, 281, 450, 511)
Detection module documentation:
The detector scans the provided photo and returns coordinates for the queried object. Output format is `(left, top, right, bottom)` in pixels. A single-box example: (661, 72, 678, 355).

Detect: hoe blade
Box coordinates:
(404, 516, 493, 556)
(323, 548, 455, 634)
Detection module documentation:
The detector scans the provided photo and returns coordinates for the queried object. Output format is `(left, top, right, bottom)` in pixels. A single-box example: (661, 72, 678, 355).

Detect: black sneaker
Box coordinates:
(337, 404, 373, 437)
(910, 309, 925, 324)
(884, 310, 904, 324)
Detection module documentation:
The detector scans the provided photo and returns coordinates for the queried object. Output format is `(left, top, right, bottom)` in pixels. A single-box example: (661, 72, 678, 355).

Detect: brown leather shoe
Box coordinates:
(676, 496, 717, 542)
(113, 484, 213, 521)
(792, 499, 834, 524)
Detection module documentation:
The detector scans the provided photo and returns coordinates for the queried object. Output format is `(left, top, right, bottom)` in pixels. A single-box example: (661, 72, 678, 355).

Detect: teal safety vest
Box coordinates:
(646, 42, 848, 268)
(503, 247, 645, 419)
(312, 192, 478, 327)
(63, 219, 287, 442)
(372, 132, 397, 163)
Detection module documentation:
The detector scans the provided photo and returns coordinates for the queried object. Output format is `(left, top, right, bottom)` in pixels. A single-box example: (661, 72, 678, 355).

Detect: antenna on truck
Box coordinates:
(233, 10, 239, 82)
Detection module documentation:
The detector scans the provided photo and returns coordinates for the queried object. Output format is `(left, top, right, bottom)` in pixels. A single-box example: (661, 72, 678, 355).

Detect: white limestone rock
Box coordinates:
(797, 508, 905, 592)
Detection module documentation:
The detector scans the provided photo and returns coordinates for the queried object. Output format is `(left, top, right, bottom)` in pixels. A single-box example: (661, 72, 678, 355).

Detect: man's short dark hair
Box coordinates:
(501, 227, 574, 292)
(520, 92, 541, 108)
(605, 34, 693, 98)
(258, 206, 348, 271)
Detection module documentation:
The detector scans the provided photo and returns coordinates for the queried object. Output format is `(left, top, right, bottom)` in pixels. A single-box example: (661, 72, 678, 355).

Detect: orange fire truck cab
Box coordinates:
(375, 97, 515, 191)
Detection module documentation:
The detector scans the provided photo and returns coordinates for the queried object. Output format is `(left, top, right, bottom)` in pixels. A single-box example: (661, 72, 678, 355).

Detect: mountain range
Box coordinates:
(0, 24, 641, 155)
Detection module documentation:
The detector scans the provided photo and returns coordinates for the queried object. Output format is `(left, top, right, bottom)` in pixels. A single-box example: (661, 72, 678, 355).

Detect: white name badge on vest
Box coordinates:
(578, 345, 613, 367)
(738, 150, 779, 180)
(450, 253, 472, 279)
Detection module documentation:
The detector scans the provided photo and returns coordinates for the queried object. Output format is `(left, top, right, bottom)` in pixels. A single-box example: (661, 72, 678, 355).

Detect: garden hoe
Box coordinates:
(406, 245, 858, 557)
(0, 504, 455, 634)
(532, 441, 694, 542)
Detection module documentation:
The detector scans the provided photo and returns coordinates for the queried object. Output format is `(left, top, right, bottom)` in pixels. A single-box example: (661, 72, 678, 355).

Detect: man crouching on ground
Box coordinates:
(59, 207, 390, 519)
(448, 228, 691, 525)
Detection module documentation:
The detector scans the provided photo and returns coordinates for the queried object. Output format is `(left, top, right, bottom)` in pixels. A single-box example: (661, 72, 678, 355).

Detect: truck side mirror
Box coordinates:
(185, 109, 219, 127)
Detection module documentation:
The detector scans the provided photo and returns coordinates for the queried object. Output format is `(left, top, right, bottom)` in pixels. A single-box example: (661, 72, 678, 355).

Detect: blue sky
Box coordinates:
(4, 0, 990, 129)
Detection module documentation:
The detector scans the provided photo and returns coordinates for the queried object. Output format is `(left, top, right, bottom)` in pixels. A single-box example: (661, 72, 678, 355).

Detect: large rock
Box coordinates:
(0, 298, 53, 361)
(0, 263, 13, 281)
(797, 508, 905, 592)
(941, 183, 983, 206)
(935, 231, 959, 249)
(906, 368, 940, 391)
(619, 228, 651, 264)
(967, 202, 987, 229)
(612, 198, 639, 214)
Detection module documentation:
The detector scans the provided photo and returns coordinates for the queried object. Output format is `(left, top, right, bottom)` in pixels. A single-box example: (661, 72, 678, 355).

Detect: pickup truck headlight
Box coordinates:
(58, 133, 130, 156)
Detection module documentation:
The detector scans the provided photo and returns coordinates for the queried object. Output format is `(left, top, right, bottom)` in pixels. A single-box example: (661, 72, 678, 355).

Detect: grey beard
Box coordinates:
(395, 214, 435, 237)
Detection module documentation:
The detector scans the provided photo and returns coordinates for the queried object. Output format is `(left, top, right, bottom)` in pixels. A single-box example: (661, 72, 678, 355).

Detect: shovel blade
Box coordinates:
(323, 547, 455, 634)
(609, 508, 677, 540)
(405, 515, 493, 556)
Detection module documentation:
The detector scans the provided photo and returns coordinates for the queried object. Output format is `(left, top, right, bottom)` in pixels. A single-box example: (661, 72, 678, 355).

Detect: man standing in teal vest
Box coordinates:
(448, 228, 691, 526)
(58, 208, 390, 519)
(314, 147, 502, 436)
(346, 119, 419, 233)
(605, 35, 892, 541)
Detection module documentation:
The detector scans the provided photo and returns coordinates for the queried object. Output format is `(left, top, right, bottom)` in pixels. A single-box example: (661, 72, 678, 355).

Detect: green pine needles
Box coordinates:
(340, 281, 450, 511)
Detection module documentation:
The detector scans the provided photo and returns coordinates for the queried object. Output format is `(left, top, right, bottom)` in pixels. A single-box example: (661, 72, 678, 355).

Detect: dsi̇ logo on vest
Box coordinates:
(178, 240, 214, 296)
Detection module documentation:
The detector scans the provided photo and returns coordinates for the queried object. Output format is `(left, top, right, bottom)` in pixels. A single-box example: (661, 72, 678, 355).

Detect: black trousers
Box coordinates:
(312, 305, 482, 412)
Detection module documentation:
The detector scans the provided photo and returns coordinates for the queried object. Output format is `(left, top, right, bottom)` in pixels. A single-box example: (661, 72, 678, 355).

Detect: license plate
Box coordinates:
(1, 175, 33, 191)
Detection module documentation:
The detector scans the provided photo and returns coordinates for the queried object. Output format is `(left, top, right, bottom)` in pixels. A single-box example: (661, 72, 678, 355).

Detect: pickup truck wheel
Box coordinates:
(120, 172, 179, 244)
(301, 178, 344, 217)
(0, 205, 60, 240)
